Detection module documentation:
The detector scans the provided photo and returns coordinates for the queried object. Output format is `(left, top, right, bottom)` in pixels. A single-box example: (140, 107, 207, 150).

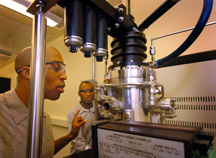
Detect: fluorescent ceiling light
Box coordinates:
(0, 0, 62, 27)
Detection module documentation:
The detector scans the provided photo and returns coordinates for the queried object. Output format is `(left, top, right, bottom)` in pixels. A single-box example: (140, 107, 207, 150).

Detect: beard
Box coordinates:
(44, 90, 61, 100)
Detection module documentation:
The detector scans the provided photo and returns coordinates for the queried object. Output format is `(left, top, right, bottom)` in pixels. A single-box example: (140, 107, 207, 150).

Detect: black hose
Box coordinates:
(156, 0, 213, 66)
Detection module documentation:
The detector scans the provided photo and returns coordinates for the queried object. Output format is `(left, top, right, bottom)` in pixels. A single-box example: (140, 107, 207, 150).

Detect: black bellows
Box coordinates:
(110, 31, 147, 68)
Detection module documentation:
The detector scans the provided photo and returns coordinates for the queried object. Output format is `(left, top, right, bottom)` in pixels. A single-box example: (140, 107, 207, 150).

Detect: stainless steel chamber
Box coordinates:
(94, 64, 177, 123)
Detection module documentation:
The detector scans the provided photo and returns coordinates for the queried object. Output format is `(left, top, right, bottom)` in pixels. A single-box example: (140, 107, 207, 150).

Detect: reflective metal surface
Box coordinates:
(26, 1, 46, 158)
(95, 64, 176, 123)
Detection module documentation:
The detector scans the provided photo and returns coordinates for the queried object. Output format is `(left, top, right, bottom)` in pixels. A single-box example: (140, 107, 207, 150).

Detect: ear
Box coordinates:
(78, 91, 81, 97)
(21, 67, 30, 80)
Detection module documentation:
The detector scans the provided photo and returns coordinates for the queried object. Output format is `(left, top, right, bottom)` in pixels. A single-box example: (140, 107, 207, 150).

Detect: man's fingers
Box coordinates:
(74, 110, 87, 129)
(78, 116, 84, 122)
(74, 108, 81, 118)
(78, 120, 87, 129)
(76, 116, 87, 129)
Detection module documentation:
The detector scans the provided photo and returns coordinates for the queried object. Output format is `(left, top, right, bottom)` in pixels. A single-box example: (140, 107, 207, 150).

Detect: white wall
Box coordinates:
(0, 0, 216, 157)
(52, 125, 71, 158)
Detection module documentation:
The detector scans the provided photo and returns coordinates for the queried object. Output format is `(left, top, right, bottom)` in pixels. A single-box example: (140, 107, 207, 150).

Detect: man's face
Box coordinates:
(78, 83, 94, 105)
(44, 47, 67, 100)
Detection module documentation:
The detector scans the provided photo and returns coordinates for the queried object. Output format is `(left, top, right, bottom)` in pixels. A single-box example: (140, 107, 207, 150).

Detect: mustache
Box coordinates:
(86, 97, 93, 99)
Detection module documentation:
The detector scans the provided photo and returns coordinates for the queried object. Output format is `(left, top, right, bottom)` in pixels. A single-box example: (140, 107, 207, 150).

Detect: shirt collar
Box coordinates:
(78, 102, 94, 113)
(5, 88, 28, 124)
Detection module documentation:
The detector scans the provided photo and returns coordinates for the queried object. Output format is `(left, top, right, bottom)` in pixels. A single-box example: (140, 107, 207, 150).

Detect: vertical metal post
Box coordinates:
(92, 56, 95, 80)
(26, 1, 47, 158)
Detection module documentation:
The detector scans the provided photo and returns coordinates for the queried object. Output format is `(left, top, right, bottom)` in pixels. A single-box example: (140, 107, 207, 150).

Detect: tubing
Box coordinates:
(138, 0, 180, 31)
(156, 0, 213, 67)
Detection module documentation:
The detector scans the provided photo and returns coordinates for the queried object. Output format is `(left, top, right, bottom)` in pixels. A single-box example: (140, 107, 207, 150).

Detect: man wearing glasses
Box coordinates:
(67, 81, 95, 154)
(0, 46, 87, 158)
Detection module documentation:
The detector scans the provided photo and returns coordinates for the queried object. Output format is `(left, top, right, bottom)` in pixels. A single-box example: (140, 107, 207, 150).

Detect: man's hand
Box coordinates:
(70, 108, 87, 139)
(54, 109, 87, 154)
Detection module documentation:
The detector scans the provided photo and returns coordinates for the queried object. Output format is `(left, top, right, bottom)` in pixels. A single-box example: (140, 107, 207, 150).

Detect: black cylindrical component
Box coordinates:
(81, 6, 96, 57)
(83, 51, 92, 57)
(64, 0, 83, 53)
(97, 15, 107, 49)
(96, 56, 103, 62)
(94, 15, 108, 62)
(110, 31, 147, 68)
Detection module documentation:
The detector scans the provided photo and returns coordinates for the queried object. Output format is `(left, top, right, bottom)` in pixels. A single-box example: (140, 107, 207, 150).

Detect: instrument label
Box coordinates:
(97, 128, 185, 158)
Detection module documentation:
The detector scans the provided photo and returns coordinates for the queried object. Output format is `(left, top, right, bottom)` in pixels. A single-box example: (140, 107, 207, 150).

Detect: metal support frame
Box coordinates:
(26, 1, 47, 158)
(28, 0, 179, 38)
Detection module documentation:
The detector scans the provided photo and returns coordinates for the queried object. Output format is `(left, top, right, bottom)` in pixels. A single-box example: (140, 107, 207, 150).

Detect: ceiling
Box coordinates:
(0, 1, 65, 67)
(0, 0, 122, 68)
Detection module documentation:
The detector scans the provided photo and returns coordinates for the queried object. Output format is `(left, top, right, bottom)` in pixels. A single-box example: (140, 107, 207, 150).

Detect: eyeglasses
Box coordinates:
(17, 61, 66, 74)
(46, 61, 66, 74)
(79, 89, 94, 93)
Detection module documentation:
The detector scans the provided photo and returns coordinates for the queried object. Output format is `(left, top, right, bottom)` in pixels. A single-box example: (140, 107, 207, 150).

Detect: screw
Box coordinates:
(114, 6, 119, 10)
(36, 1, 44, 8)
(118, 8, 124, 13)
(132, 27, 140, 32)
(115, 23, 119, 28)
(107, 27, 111, 32)
(118, 17, 124, 22)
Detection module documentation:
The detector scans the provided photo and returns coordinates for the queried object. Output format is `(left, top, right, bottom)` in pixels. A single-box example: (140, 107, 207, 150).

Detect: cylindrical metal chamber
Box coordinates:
(105, 65, 151, 122)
